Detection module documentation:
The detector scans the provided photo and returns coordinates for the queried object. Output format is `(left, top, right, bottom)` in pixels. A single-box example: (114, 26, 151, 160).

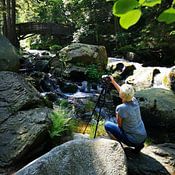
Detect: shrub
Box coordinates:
(86, 64, 103, 82)
(55, 99, 70, 108)
(49, 44, 62, 53)
(49, 107, 74, 145)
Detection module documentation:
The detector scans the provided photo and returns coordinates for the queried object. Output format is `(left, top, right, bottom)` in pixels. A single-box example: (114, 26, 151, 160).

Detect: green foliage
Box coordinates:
(71, 119, 106, 139)
(141, 0, 161, 7)
(86, 64, 103, 82)
(84, 100, 95, 112)
(49, 107, 74, 142)
(89, 120, 106, 138)
(158, 8, 175, 24)
(113, 0, 139, 17)
(120, 9, 142, 29)
(56, 99, 70, 108)
(113, 0, 175, 29)
(49, 44, 62, 53)
(29, 35, 63, 50)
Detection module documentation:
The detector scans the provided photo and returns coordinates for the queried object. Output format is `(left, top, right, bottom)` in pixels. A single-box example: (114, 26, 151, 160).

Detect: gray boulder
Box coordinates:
(135, 88, 175, 143)
(0, 35, 20, 71)
(16, 138, 127, 175)
(53, 43, 108, 81)
(0, 71, 48, 123)
(0, 108, 51, 165)
(0, 71, 51, 173)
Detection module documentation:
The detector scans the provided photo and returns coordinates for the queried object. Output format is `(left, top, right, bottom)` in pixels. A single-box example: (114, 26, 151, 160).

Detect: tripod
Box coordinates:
(83, 82, 111, 138)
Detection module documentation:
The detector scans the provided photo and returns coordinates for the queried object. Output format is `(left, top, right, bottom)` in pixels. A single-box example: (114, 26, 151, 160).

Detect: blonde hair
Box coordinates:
(120, 84, 134, 102)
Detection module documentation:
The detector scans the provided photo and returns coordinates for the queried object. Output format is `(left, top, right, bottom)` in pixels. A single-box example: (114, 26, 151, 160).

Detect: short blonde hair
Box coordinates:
(120, 84, 134, 102)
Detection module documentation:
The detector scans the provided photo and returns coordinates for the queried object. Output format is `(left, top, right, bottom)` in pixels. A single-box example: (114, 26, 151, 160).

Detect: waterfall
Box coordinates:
(108, 57, 174, 90)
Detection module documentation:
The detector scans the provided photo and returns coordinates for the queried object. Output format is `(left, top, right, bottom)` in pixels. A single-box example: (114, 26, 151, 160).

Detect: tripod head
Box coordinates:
(101, 75, 113, 92)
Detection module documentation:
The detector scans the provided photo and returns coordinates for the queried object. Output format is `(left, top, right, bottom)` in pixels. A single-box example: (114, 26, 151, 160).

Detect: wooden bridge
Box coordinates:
(16, 22, 73, 40)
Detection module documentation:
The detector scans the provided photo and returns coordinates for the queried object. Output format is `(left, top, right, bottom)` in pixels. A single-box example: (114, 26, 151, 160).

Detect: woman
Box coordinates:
(104, 76, 147, 153)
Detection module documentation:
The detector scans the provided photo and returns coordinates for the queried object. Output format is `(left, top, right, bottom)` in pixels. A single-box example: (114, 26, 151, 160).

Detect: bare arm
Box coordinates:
(109, 76, 121, 93)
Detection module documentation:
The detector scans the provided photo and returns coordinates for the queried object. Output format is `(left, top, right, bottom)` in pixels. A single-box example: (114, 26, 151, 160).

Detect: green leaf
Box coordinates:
(170, 30, 175, 35)
(120, 9, 142, 29)
(142, 0, 161, 7)
(113, 0, 140, 17)
(158, 7, 175, 24)
(173, 0, 175, 5)
(139, 0, 145, 5)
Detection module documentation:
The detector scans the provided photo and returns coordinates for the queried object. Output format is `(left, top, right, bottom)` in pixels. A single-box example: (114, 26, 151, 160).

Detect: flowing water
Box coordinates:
(108, 57, 173, 90)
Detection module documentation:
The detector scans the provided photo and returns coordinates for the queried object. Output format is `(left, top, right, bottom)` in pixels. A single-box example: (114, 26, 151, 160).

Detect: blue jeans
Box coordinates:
(104, 121, 139, 147)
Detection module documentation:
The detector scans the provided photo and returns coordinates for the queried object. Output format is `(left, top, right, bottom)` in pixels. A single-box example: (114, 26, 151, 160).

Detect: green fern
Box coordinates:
(49, 107, 72, 139)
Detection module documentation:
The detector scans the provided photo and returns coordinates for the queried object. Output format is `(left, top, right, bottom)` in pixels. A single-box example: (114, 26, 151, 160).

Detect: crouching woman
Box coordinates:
(105, 76, 147, 153)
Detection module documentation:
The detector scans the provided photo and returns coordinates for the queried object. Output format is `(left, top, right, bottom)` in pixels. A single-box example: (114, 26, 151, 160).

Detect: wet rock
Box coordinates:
(34, 60, 50, 72)
(120, 64, 136, 80)
(60, 82, 78, 93)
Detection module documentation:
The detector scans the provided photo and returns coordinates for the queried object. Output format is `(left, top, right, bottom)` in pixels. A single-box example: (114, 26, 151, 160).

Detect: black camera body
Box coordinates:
(102, 75, 111, 83)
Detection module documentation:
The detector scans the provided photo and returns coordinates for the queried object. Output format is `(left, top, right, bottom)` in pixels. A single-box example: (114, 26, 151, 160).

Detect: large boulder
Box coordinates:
(135, 88, 175, 143)
(16, 138, 127, 175)
(0, 71, 51, 174)
(52, 43, 108, 81)
(0, 35, 20, 71)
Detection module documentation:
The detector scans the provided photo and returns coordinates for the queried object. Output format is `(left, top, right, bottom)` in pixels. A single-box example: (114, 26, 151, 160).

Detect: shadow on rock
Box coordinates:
(125, 147, 171, 175)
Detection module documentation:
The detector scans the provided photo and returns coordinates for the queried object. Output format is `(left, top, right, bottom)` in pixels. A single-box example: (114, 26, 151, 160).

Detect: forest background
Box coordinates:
(0, 0, 175, 66)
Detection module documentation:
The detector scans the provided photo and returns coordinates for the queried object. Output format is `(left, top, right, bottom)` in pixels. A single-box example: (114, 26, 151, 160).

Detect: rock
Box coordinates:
(34, 60, 50, 72)
(168, 66, 175, 92)
(59, 43, 107, 68)
(55, 43, 108, 81)
(0, 108, 51, 166)
(120, 64, 136, 80)
(126, 143, 175, 175)
(64, 65, 87, 82)
(16, 138, 127, 175)
(73, 132, 90, 140)
(60, 82, 78, 93)
(0, 71, 51, 173)
(0, 35, 20, 71)
(0, 71, 48, 123)
(135, 88, 175, 143)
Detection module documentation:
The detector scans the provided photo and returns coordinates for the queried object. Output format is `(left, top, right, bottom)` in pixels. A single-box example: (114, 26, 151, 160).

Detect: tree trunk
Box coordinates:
(2, 0, 7, 36)
(2, 0, 18, 47)
(11, 0, 18, 47)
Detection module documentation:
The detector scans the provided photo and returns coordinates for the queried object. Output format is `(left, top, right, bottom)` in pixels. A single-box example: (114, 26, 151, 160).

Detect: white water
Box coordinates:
(108, 57, 173, 90)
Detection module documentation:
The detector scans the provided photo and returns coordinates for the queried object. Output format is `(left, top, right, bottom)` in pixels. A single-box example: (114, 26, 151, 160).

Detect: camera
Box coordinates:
(101, 75, 111, 85)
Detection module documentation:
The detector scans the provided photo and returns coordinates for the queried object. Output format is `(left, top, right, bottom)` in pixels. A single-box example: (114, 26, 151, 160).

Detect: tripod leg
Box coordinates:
(94, 89, 107, 138)
(83, 88, 105, 134)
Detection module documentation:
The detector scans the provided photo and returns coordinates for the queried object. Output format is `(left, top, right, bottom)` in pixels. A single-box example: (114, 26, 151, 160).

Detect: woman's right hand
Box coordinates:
(109, 75, 114, 83)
